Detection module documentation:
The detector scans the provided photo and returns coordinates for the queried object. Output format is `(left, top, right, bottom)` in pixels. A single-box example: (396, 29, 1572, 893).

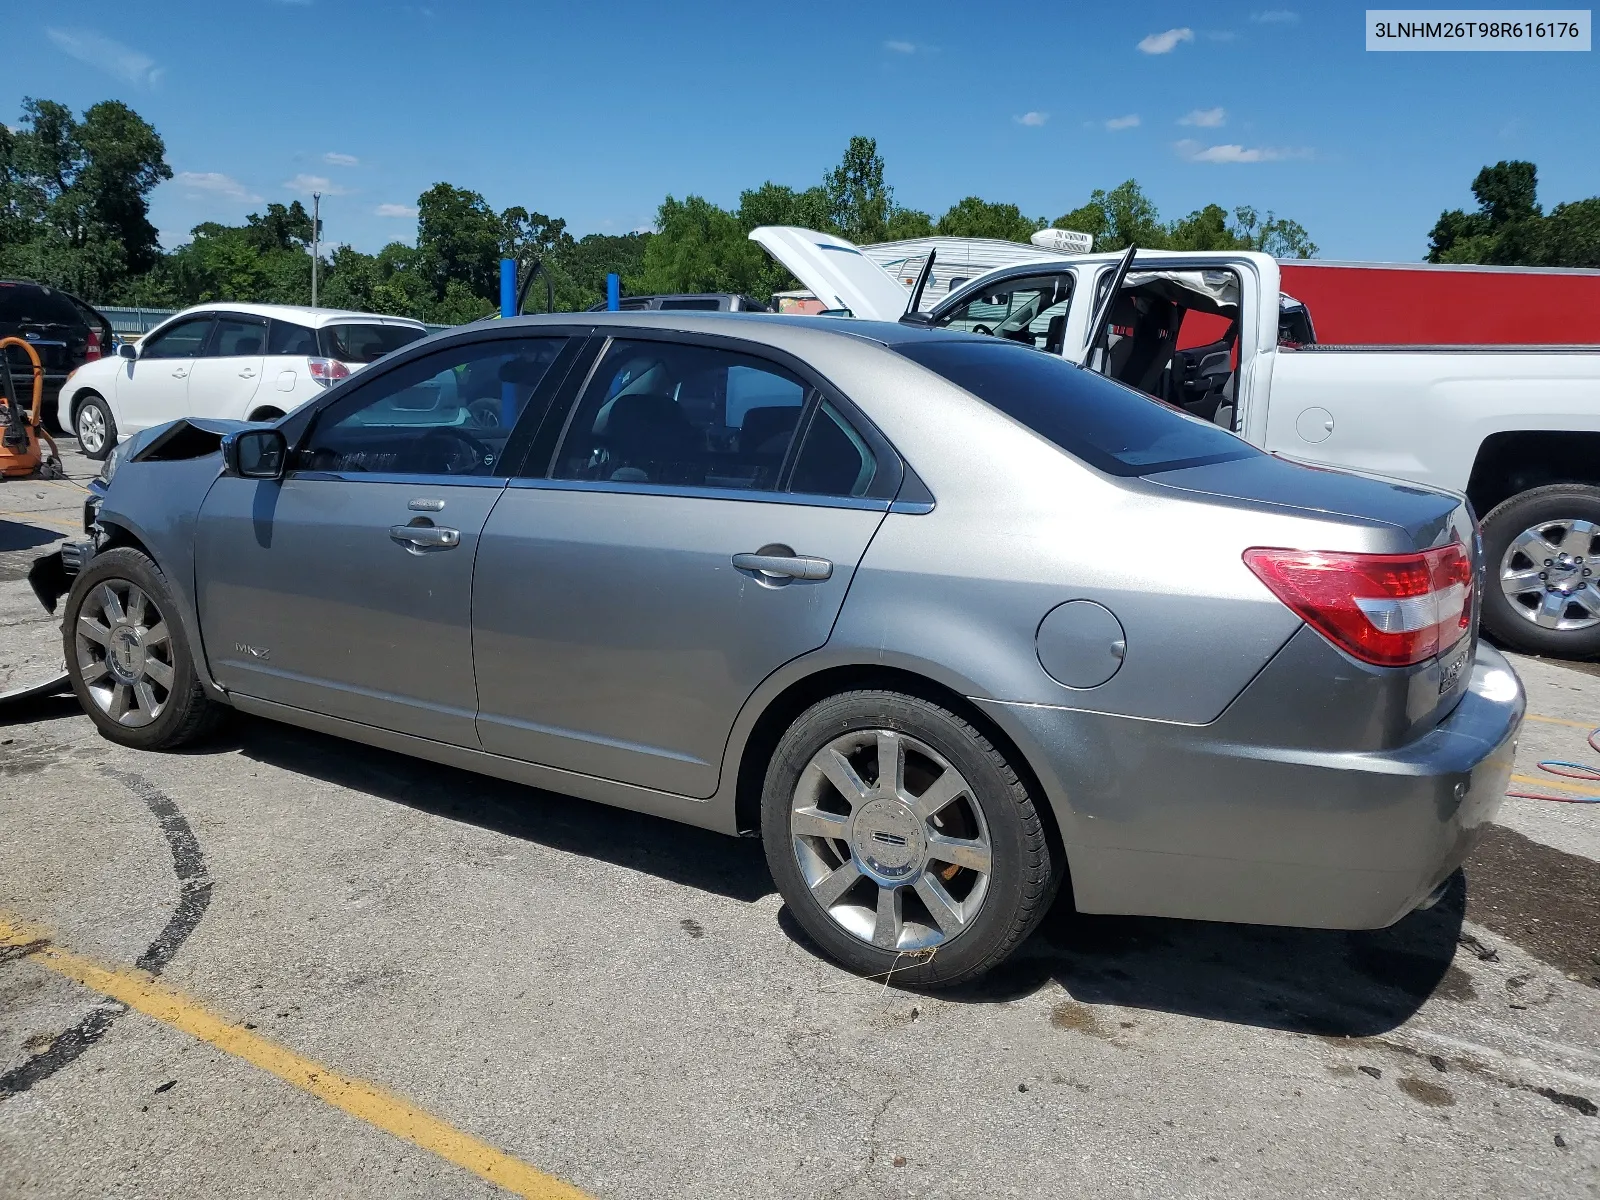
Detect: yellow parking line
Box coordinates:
(1524, 713, 1596, 730)
(1509, 773, 1600, 798)
(0, 915, 591, 1200)
(0, 508, 76, 532)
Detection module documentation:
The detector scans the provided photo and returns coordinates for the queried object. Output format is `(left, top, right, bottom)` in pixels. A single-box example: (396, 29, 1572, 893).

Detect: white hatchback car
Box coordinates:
(58, 302, 429, 459)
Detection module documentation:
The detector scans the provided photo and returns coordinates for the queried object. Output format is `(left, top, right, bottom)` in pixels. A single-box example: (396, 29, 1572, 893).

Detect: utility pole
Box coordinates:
(310, 192, 321, 308)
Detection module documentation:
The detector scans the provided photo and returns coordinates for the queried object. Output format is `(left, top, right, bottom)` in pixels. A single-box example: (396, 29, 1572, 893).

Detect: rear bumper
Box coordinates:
(978, 641, 1524, 929)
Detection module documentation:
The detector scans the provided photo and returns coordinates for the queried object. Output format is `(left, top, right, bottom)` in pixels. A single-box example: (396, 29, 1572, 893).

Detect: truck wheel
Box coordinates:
(63, 547, 226, 750)
(73, 392, 117, 460)
(1479, 484, 1600, 658)
(760, 690, 1059, 987)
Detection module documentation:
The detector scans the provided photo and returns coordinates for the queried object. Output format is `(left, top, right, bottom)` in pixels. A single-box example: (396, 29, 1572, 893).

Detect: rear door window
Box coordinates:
(205, 315, 268, 357)
(896, 339, 1257, 477)
(551, 339, 809, 490)
(320, 323, 426, 363)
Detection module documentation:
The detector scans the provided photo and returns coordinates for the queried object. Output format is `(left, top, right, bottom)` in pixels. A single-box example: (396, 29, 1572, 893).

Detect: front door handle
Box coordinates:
(390, 523, 461, 549)
(732, 551, 832, 581)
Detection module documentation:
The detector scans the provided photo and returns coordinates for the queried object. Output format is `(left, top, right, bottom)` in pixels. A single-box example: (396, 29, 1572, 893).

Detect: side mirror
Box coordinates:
(222, 428, 288, 480)
(898, 311, 934, 328)
(118, 343, 137, 360)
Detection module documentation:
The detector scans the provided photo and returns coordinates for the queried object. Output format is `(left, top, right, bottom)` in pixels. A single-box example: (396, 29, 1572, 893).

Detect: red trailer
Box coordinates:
(1276, 260, 1600, 347)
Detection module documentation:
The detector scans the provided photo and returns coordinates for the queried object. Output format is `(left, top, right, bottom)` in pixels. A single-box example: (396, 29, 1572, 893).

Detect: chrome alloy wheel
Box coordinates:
(1499, 518, 1600, 631)
(74, 579, 175, 727)
(790, 729, 992, 953)
(75, 404, 107, 456)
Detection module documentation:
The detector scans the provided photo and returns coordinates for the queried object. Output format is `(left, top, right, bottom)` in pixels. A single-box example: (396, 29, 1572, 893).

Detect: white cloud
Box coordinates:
(884, 40, 917, 53)
(1252, 10, 1299, 23)
(284, 174, 349, 196)
(1138, 27, 1194, 54)
(322, 152, 360, 167)
(1104, 114, 1141, 131)
(1014, 111, 1049, 127)
(46, 28, 163, 87)
(1174, 139, 1310, 163)
(374, 203, 418, 218)
(1179, 107, 1226, 128)
(175, 172, 262, 203)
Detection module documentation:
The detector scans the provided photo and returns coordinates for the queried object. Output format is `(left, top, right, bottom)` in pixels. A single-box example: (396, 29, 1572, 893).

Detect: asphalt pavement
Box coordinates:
(1, 445, 1596, 1199)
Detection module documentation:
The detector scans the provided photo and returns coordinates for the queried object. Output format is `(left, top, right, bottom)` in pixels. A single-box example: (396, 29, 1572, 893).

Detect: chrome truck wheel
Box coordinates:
(1481, 484, 1600, 658)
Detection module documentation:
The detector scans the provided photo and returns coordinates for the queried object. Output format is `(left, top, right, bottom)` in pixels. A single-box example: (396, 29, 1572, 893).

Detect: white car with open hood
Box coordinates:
(58, 302, 427, 463)
(750, 225, 1600, 659)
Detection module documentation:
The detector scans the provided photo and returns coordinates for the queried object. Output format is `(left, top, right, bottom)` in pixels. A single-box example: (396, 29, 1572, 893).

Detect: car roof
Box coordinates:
(491, 309, 1000, 349)
(170, 301, 425, 329)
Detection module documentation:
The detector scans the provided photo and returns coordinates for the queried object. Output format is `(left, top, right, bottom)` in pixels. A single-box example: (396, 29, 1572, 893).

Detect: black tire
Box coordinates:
(62, 547, 225, 750)
(761, 690, 1059, 988)
(72, 391, 117, 460)
(1479, 484, 1600, 658)
(247, 406, 285, 422)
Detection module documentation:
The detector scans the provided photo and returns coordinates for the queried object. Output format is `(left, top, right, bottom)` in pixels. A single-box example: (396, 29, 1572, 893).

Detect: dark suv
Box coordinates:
(0, 281, 114, 432)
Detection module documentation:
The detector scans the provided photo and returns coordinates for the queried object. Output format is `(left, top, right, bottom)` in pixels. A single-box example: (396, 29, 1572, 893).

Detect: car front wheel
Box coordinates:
(63, 547, 225, 749)
(1480, 484, 1600, 658)
(761, 690, 1059, 987)
(73, 392, 117, 460)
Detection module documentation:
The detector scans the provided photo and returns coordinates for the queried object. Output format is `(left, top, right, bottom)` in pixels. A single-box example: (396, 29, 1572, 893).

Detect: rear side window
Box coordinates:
(320, 323, 426, 363)
(896, 340, 1257, 477)
(0, 284, 85, 326)
(789, 401, 877, 497)
(268, 320, 318, 356)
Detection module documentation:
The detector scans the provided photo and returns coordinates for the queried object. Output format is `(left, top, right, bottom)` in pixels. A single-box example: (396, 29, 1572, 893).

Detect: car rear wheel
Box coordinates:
(761, 690, 1059, 987)
(1480, 484, 1600, 658)
(63, 547, 225, 750)
(73, 392, 116, 460)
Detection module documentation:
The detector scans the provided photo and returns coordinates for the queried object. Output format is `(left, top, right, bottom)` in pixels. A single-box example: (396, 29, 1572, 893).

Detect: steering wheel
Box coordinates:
(972, 324, 994, 337)
(417, 427, 494, 475)
(467, 398, 503, 428)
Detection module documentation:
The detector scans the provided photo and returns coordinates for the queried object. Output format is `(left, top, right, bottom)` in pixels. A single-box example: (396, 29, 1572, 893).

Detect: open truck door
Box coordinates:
(747, 227, 910, 322)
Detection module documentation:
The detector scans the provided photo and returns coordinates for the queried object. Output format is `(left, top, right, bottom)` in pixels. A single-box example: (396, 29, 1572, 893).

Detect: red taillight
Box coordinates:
(308, 357, 351, 387)
(85, 329, 101, 361)
(1243, 543, 1474, 667)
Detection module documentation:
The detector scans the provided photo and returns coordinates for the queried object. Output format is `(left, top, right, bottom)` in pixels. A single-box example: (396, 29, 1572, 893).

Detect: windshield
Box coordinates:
(319, 323, 426, 363)
(896, 339, 1258, 477)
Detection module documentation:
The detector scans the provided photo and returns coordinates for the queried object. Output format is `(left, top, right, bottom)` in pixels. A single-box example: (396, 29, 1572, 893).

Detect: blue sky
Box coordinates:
(10, 2, 1599, 262)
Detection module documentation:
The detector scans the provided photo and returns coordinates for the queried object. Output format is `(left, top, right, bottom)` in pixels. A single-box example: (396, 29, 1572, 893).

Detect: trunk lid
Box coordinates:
(747, 226, 910, 321)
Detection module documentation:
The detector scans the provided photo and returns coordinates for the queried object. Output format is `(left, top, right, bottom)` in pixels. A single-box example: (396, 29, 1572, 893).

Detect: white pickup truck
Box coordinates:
(751, 226, 1600, 659)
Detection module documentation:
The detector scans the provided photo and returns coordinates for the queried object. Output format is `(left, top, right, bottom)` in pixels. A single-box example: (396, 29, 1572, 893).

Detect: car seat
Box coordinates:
(594, 393, 699, 482)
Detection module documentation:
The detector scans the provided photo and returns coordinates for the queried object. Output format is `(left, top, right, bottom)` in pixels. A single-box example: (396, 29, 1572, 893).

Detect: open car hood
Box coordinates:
(747, 226, 910, 322)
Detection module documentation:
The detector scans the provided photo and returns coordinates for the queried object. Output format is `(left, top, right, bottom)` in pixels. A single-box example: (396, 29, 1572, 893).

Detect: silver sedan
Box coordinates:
(41, 313, 1524, 986)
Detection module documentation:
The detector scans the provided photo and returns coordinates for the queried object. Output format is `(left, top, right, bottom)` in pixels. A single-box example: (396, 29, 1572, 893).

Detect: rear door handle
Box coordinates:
(239, 368, 257, 379)
(172, 368, 188, 378)
(731, 552, 832, 581)
(390, 524, 461, 549)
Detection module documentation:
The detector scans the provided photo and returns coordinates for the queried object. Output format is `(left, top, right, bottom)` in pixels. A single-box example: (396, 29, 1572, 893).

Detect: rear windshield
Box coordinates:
(0, 283, 87, 326)
(319, 323, 426, 363)
(895, 340, 1258, 477)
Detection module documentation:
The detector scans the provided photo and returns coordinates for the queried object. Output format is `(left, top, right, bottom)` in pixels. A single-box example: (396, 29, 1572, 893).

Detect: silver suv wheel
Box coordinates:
(789, 728, 992, 952)
(73, 579, 175, 727)
(1498, 517, 1600, 631)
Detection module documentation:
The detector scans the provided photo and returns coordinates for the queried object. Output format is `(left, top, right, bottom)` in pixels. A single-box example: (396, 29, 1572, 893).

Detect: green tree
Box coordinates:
(0, 97, 170, 297)
(934, 197, 1043, 242)
(416, 182, 506, 307)
(1538, 197, 1600, 268)
(1230, 207, 1318, 258)
(1427, 160, 1545, 264)
(823, 135, 893, 244)
(638, 194, 768, 295)
(1054, 180, 1167, 251)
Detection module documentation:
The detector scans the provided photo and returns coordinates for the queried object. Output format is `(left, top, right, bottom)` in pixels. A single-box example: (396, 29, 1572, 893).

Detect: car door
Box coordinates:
(193, 332, 580, 745)
(928, 271, 1077, 354)
(116, 315, 213, 431)
(185, 312, 267, 419)
(472, 332, 899, 797)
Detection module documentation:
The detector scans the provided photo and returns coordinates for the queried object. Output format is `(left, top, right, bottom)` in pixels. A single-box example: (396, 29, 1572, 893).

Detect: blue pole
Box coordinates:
(606, 273, 620, 311)
(499, 258, 517, 426)
(500, 258, 516, 319)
